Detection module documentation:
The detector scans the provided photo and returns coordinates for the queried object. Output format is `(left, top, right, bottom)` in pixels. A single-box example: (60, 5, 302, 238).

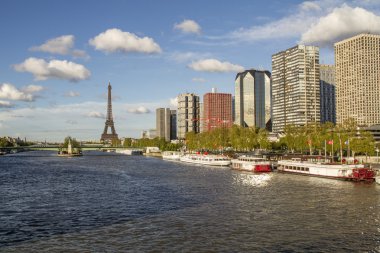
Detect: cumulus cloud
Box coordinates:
(30, 35, 89, 58)
(87, 111, 105, 119)
(188, 59, 244, 73)
(127, 106, 151, 114)
(174, 19, 201, 34)
(30, 35, 74, 55)
(89, 28, 162, 54)
(0, 100, 13, 108)
(65, 91, 80, 97)
(192, 77, 207, 83)
(22, 85, 45, 93)
(0, 83, 34, 101)
(13, 57, 91, 82)
(300, 5, 380, 46)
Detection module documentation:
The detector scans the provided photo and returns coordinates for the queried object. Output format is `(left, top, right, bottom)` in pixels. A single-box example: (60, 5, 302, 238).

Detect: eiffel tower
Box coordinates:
(100, 82, 119, 142)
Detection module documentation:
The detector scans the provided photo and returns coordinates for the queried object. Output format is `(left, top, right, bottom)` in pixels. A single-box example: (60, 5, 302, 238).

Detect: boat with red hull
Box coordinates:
(231, 156, 272, 172)
(277, 158, 375, 182)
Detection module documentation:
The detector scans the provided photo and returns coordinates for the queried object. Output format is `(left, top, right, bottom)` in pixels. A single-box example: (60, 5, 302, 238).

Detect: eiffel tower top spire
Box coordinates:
(101, 82, 118, 142)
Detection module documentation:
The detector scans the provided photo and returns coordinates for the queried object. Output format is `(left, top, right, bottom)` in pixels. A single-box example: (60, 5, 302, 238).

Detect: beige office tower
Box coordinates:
(272, 45, 320, 133)
(335, 34, 380, 126)
(177, 93, 200, 139)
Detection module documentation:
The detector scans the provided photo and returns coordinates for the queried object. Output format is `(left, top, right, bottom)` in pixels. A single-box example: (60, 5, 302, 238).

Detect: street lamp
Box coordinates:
(376, 148, 379, 163)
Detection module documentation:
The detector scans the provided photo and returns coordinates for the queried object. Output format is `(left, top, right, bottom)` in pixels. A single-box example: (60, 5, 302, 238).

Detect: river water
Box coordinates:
(0, 151, 379, 252)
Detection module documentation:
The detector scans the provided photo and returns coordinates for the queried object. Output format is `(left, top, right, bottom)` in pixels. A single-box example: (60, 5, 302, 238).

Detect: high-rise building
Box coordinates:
(234, 69, 271, 129)
(156, 108, 171, 141)
(170, 110, 177, 140)
(177, 93, 200, 139)
(335, 33, 380, 126)
(272, 45, 320, 133)
(203, 88, 232, 132)
(320, 64, 336, 124)
(199, 102, 204, 133)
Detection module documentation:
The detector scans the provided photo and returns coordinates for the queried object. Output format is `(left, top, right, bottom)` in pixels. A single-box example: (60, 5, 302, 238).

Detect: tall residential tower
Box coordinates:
(271, 45, 320, 133)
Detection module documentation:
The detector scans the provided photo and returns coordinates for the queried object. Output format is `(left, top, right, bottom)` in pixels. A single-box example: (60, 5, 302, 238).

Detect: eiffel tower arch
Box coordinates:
(100, 82, 119, 142)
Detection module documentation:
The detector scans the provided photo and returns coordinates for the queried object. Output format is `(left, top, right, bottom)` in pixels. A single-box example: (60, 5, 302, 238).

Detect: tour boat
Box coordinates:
(162, 151, 181, 161)
(277, 158, 375, 182)
(180, 154, 231, 166)
(231, 156, 272, 172)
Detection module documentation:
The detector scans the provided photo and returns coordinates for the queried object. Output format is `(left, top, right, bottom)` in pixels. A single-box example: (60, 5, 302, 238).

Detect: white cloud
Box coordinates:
(65, 91, 80, 97)
(300, 1, 322, 11)
(300, 5, 380, 46)
(0, 83, 34, 101)
(89, 28, 162, 54)
(169, 97, 178, 108)
(0, 100, 13, 108)
(127, 106, 151, 114)
(192, 77, 206, 83)
(188, 58, 244, 73)
(71, 49, 90, 59)
(169, 51, 212, 62)
(174, 19, 201, 34)
(13, 57, 91, 82)
(65, 119, 78, 125)
(22, 85, 45, 93)
(226, 0, 343, 43)
(87, 111, 105, 119)
(30, 35, 74, 55)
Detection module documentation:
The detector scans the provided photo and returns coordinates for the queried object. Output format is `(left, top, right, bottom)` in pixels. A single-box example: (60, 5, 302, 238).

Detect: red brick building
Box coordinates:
(203, 90, 232, 132)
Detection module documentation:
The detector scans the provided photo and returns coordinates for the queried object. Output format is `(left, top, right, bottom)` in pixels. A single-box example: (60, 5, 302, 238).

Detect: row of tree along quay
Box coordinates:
(181, 119, 377, 162)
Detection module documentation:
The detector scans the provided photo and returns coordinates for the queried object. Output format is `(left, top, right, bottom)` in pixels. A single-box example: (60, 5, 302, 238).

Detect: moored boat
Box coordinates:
(162, 151, 181, 161)
(231, 156, 272, 172)
(180, 154, 231, 166)
(277, 158, 375, 182)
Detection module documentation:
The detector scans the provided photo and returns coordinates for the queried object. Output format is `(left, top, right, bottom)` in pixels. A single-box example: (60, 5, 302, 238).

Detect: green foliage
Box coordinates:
(63, 136, 80, 148)
(0, 138, 13, 147)
(184, 125, 271, 152)
(279, 119, 376, 157)
(130, 137, 182, 151)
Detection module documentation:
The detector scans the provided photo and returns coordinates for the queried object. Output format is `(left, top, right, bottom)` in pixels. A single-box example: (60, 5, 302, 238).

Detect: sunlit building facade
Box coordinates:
(272, 45, 320, 133)
(203, 88, 232, 132)
(335, 33, 380, 126)
(177, 93, 200, 139)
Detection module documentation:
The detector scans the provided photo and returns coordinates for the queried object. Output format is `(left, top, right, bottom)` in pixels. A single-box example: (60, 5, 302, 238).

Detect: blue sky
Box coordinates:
(1, 0, 380, 141)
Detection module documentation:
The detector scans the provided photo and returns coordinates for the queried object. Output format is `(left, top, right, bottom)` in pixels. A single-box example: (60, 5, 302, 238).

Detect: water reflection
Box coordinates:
(232, 172, 273, 187)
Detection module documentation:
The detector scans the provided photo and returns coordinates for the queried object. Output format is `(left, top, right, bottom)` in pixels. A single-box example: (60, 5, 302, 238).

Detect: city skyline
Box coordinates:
(1, 1, 380, 141)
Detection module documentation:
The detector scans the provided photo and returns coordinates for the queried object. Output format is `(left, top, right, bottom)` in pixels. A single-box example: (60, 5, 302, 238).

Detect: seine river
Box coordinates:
(0, 151, 379, 252)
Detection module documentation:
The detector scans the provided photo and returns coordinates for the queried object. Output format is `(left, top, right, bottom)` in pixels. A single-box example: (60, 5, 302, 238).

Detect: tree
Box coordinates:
(63, 136, 80, 148)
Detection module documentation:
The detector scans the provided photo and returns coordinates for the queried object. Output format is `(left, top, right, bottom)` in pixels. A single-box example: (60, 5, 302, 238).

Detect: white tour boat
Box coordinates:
(162, 151, 182, 161)
(180, 154, 231, 166)
(231, 156, 272, 172)
(277, 158, 375, 182)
